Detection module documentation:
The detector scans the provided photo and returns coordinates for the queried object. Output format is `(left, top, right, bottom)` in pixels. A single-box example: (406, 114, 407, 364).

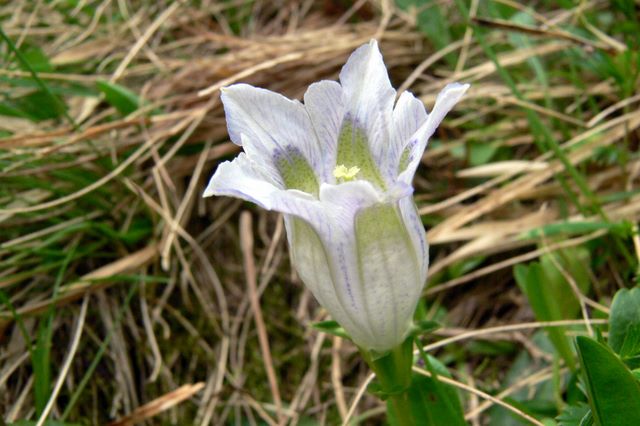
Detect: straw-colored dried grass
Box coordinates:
(1, 0, 639, 424)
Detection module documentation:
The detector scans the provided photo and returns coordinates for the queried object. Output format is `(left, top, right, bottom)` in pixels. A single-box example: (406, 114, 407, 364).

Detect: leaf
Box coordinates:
(619, 323, 640, 361)
(469, 141, 499, 166)
(9, 90, 66, 121)
(311, 320, 350, 340)
(539, 248, 591, 319)
(521, 221, 627, 240)
(557, 403, 591, 426)
(576, 336, 640, 426)
(19, 45, 54, 72)
(96, 80, 141, 115)
(609, 287, 640, 354)
(514, 262, 576, 369)
(409, 319, 441, 336)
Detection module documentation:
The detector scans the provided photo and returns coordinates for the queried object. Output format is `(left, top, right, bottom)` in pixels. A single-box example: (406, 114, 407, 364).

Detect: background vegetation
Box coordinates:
(1, 0, 639, 424)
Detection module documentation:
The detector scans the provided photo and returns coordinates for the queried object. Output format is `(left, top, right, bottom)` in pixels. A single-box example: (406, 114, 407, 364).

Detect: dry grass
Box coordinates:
(1, 0, 639, 425)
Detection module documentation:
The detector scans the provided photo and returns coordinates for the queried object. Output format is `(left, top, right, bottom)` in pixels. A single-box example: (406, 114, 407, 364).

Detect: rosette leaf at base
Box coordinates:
(204, 40, 469, 352)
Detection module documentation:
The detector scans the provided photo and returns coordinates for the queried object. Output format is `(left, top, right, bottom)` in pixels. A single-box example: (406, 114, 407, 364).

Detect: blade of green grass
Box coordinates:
(0, 27, 77, 129)
(33, 240, 79, 416)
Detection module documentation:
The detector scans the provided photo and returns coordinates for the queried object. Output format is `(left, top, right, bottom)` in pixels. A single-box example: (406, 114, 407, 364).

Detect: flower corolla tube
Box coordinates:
(204, 40, 468, 352)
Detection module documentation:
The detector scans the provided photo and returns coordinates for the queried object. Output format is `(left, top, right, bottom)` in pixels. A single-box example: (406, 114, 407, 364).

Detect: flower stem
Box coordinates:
(386, 390, 416, 426)
(361, 337, 416, 426)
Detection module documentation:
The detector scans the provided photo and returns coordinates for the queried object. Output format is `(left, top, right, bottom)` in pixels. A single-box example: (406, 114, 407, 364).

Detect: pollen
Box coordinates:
(333, 164, 361, 181)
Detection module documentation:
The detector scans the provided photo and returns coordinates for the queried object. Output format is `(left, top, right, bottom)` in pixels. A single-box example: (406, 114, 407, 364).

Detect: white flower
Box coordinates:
(204, 40, 468, 352)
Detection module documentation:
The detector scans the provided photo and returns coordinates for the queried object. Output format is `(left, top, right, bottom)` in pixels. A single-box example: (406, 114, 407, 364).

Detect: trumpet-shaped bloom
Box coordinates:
(204, 40, 468, 352)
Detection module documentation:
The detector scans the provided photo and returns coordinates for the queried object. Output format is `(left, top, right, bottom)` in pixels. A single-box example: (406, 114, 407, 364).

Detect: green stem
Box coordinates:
(387, 390, 415, 426)
(360, 336, 467, 426)
(361, 337, 416, 426)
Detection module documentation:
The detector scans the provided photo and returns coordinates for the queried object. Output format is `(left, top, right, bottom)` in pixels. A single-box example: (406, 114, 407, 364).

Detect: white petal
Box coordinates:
(318, 180, 383, 214)
(204, 153, 318, 220)
(387, 91, 428, 177)
(339, 40, 395, 182)
(293, 181, 419, 351)
(398, 196, 429, 283)
(284, 215, 368, 345)
(318, 181, 424, 351)
(354, 200, 423, 351)
(203, 152, 279, 209)
(220, 84, 326, 186)
(286, 181, 383, 347)
(304, 80, 344, 183)
(398, 82, 469, 184)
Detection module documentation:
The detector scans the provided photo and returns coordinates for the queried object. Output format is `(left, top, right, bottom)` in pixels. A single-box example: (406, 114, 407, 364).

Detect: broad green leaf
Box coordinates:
(96, 80, 141, 115)
(514, 247, 591, 370)
(514, 262, 576, 369)
(0, 102, 33, 119)
(609, 287, 640, 354)
(576, 336, 640, 426)
(19, 45, 54, 72)
(619, 323, 640, 364)
(539, 248, 591, 319)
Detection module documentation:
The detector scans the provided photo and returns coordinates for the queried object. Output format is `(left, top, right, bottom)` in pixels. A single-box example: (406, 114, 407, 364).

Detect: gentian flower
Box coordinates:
(204, 40, 468, 352)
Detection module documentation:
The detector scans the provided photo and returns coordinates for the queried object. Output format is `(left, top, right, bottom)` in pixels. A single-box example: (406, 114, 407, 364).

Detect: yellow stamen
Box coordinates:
(333, 164, 361, 181)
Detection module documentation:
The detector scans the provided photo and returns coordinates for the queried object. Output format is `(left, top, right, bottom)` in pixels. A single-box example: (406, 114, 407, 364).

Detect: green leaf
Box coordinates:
(311, 320, 350, 340)
(19, 45, 54, 72)
(10, 90, 66, 121)
(557, 403, 591, 426)
(539, 248, 591, 319)
(609, 287, 640, 354)
(521, 221, 627, 240)
(469, 141, 499, 166)
(619, 323, 640, 362)
(409, 319, 441, 336)
(576, 336, 640, 426)
(0, 101, 34, 119)
(514, 262, 576, 369)
(96, 80, 141, 115)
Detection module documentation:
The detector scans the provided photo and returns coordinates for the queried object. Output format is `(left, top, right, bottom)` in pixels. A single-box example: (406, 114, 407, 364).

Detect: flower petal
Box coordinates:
(353, 201, 423, 351)
(397, 196, 429, 283)
(289, 181, 419, 351)
(398, 82, 469, 184)
(203, 152, 279, 208)
(338, 40, 395, 183)
(204, 152, 318, 218)
(285, 180, 383, 347)
(387, 90, 428, 178)
(220, 84, 326, 188)
(304, 80, 344, 183)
